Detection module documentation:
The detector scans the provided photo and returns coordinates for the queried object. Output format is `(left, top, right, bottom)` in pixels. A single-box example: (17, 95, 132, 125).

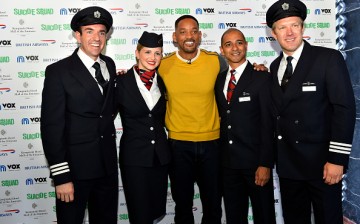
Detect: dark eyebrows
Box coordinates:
(223, 39, 244, 46)
(83, 27, 94, 31)
(83, 27, 106, 33)
(178, 27, 198, 31)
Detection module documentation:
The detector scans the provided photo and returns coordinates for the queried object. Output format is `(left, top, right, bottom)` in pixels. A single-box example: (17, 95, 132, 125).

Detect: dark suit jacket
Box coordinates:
(41, 48, 118, 186)
(215, 62, 274, 170)
(270, 40, 356, 180)
(116, 67, 171, 167)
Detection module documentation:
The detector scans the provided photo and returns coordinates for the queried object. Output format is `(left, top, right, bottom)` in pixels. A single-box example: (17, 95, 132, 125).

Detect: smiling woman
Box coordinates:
(115, 31, 170, 224)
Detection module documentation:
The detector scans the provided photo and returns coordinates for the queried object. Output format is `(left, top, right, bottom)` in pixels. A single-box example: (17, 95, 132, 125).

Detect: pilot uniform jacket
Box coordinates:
(215, 62, 274, 169)
(116, 68, 171, 167)
(41, 48, 118, 186)
(270, 40, 356, 180)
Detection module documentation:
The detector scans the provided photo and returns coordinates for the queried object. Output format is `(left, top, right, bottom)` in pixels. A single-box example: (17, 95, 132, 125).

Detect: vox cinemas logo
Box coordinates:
(314, 9, 331, 15)
(1, 103, 16, 110)
(195, 8, 215, 14)
(25, 177, 47, 185)
(258, 36, 276, 43)
(59, 8, 81, 15)
(21, 117, 41, 125)
(0, 164, 21, 172)
(132, 38, 139, 45)
(16, 55, 39, 63)
(0, 40, 11, 47)
(218, 23, 237, 29)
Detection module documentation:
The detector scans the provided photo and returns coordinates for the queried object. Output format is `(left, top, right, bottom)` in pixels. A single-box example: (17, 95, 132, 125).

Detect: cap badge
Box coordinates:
(94, 10, 101, 18)
(282, 3, 289, 10)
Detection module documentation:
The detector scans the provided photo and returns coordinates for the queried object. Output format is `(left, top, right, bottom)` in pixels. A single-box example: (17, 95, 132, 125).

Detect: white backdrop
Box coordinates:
(0, 0, 335, 223)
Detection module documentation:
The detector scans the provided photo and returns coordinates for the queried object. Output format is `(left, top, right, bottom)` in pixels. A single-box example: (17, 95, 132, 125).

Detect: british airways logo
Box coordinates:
(110, 8, 124, 13)
(41, 40, 56, 44)
(239, 8, 252, 13)
(0, 149, 15, 156)
(134, 23, 148, 27)
(0, 88, 11, 94)
(0, 209, 20, 217)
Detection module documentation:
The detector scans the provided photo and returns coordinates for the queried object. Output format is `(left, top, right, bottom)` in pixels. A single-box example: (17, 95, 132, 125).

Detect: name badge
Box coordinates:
(239, 96, 251, 102)
(302, 86, 316, 92)
(302, 82, 316, 92)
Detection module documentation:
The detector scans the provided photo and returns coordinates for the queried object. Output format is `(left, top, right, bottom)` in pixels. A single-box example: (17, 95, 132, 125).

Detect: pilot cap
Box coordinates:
(71, 6, 113, 33)
(266, 0, 307, 28)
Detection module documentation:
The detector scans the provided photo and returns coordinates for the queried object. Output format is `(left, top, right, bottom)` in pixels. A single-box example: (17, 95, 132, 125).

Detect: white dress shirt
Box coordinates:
(223, 61, 248, 98)
(77, 48, 110, 94)
(277, 41, 304, 85)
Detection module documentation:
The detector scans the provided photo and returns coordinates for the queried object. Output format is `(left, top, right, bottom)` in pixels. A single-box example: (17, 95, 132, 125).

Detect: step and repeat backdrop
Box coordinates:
(2, 0, 357, 223)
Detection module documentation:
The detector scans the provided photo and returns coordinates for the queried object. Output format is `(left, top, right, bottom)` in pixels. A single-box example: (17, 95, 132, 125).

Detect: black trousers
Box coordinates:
(279, 177, 343, 224)
(55, 173, 118, 224)
(222, 167, 276, 224)
(169, 139, 222, 224)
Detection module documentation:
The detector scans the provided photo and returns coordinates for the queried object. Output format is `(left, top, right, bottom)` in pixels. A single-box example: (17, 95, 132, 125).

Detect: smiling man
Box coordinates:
(158, 15, 227, 224)
(266, 0, 356, 223)
(40, 6, 118, 224)
(215, 28, 275, 224)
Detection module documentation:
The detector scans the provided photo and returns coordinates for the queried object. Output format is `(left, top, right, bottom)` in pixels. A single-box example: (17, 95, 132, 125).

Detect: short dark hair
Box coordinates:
(220, 28, 246, 46)
(175, 15, 199, 29)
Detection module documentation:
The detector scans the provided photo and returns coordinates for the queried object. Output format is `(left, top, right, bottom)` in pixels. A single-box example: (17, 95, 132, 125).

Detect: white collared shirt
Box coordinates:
(223, 61, 248, 98)
(133, 67, 161, 110)
(277, 41, 304, 85)
(77, 48, 110, 94)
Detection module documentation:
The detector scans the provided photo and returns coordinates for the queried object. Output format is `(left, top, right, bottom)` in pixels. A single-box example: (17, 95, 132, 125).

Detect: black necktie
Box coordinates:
(92, 62, 108, 95)
(281, 56, 293, 91)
